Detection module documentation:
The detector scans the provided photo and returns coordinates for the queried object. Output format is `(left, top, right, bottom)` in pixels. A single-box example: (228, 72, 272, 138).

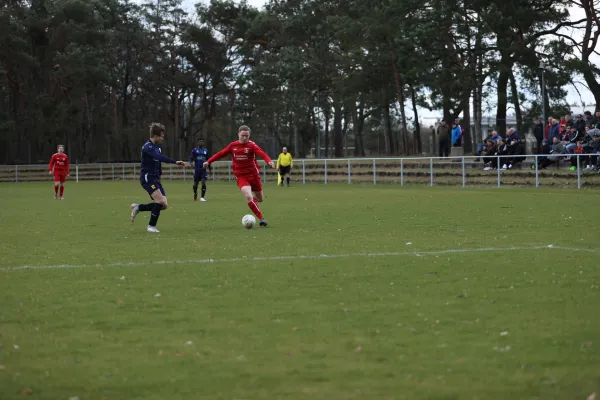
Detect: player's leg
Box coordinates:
(53, 174, 60, 199)
(284, 167, 291, 186)
(242, 185, 265, 222)
(59, 174, 66, 199)
(250, 177, 268, 226)
(252, 190, 268, 226)
(131, 179, 167, 230)
(238, 176, 265, 224)
(193, 174, 199, 201)
(146, 188, 167, 232)
(200, 175, 207, 201)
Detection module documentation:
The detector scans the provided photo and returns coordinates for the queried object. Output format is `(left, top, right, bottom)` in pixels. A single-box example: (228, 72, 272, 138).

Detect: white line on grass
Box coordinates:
(1, 245, 598, 271)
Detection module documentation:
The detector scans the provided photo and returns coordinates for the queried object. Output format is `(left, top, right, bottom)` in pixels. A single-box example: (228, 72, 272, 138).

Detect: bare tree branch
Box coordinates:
(569, 77, 586, 104)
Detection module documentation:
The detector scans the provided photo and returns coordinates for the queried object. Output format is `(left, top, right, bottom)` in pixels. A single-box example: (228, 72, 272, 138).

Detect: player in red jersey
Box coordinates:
(204, 125, 275, 226)
(48, 144, 70, 200)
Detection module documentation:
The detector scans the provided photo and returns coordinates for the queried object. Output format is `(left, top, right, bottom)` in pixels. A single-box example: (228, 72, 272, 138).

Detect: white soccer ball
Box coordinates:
(242, 214, 256, 229)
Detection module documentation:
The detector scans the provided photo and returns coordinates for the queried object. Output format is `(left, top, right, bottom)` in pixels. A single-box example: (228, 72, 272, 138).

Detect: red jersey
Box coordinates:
(207, 140, 271, 176)
(48, 153, 70, 174)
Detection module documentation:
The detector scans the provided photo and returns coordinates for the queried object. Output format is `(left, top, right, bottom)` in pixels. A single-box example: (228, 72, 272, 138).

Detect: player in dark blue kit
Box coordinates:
(189, 138, 211, 201)
(129, 122, 189, 233)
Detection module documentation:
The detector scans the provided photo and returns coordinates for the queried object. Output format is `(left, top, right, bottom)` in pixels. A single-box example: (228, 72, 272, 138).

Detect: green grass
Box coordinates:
(0, 181, 599, 400)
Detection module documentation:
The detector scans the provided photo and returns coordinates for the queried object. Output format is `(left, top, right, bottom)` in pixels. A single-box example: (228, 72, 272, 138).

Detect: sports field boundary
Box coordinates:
(1, 245, 596, 271)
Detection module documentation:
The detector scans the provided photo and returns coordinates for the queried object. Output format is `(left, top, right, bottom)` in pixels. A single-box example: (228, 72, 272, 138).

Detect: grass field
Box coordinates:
(1, 181, 599, 400)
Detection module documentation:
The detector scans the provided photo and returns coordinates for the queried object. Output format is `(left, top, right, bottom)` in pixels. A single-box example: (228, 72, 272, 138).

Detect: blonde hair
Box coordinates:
(149, 122, 165, 137)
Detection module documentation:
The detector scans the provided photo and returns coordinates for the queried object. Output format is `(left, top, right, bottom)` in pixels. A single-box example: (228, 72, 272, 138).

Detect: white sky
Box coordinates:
(141, 0, 599, 121)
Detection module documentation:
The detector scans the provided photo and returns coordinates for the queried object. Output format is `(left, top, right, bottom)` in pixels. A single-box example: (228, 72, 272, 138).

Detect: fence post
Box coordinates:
(429, 158, 433, 186)
(213, 164, 216, 182)
(100, 165, 103, 180)
(133, 165, 136, 178)
(228, 162, 231, 182)
(373, 159, 376, 184)
(122, 164, 125, 181)
(577, 154, 581, 189)
(400, 159, 404, 186)
(347, 159, 351, 184)
(15, 165, 18, 183)
(263, 161, 267, 182)
(76, 164, 79, 182)
(535, 155, 539, 188)
(302, 160, 306, 184)
(461, 157, 466, 187)
(112, 165, 115, 180)
(497, 156, 501, 188)
(324, 159, 328, 185)
(170, 164, 173, 181)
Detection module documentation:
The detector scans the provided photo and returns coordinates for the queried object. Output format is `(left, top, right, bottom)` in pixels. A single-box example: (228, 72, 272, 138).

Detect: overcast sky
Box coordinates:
(136, 0, 598, 121)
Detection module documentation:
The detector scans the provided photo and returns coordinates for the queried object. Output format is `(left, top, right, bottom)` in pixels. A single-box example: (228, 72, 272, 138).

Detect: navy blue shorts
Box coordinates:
(140, 174, 165, 199)
(194, 169, 207, 182)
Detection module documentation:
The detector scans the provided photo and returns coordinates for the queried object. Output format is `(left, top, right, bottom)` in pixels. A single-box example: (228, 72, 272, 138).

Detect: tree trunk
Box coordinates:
(473, 16, 484, 147)
(496, 54, 511, 135)
(409, 85, 422, 154)
(324, 106, 330, 158)
(580, 4, 600, 112)
(508, 69, 523, 133)
(391, 60, 408, 154)
(174, 85, 180, 160)
(461, 90, 472, 153)
(351, 102, 366, 156)
(333, 100, 343, 157)
(382, 101, 392, 155)
(111, 86, 117, 162)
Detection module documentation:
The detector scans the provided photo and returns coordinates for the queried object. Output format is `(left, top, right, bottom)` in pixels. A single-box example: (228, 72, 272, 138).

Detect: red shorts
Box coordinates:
(236, 174, 262, 192)
(54, 172, 67, 183)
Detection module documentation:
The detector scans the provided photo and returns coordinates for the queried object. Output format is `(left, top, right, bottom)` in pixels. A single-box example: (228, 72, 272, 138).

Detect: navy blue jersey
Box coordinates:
(189, 147, 210, 172)
(140, 140, 176, 179)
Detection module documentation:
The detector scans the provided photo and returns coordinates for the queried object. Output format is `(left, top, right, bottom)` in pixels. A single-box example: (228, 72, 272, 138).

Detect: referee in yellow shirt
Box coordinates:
(276, 147, 293, 187)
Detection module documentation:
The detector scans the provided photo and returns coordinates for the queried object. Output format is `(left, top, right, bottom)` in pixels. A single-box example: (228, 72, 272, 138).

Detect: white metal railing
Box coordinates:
(1, 154, 598, 189)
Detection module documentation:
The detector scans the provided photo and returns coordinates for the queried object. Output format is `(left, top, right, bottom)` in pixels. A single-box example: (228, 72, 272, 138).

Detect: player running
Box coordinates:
(276, 146, 293, 187)
(48, 144, 70, 200)
(129, 122, 189, 233)
(203, 125, 275, 226)
(189, 138, 211, 201)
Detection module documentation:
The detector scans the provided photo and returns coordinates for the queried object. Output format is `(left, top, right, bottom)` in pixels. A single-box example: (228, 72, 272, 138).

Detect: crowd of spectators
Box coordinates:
(469, 111, 600, 171)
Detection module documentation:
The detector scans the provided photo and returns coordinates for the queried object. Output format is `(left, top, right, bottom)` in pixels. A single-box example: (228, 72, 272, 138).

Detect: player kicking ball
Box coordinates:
(48, 144, 70, 199)
(204, 125, 275, 226)
(130, 123, 189, 233)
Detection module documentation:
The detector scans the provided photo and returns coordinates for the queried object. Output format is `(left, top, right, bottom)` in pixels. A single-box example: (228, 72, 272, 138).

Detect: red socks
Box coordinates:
(59, 186, 64, 197)
(247, 200, 263, 219)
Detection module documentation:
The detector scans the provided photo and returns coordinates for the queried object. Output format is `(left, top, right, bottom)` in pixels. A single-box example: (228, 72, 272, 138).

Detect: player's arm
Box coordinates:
(253, 144, 275, 168)
(189, 150, 195, 167)
(48, 154, 55, 174)
(143, 145, 177, 164)
(205, 144, 231, 167)
(65, 156, 70, 176)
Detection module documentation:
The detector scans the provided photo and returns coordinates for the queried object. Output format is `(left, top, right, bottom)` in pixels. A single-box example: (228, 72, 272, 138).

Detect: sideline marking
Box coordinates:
(1, 245, 595, 271)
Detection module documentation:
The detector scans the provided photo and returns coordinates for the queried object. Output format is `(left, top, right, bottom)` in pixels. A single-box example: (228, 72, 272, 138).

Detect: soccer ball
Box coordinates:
(242, 214, 256, 229)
